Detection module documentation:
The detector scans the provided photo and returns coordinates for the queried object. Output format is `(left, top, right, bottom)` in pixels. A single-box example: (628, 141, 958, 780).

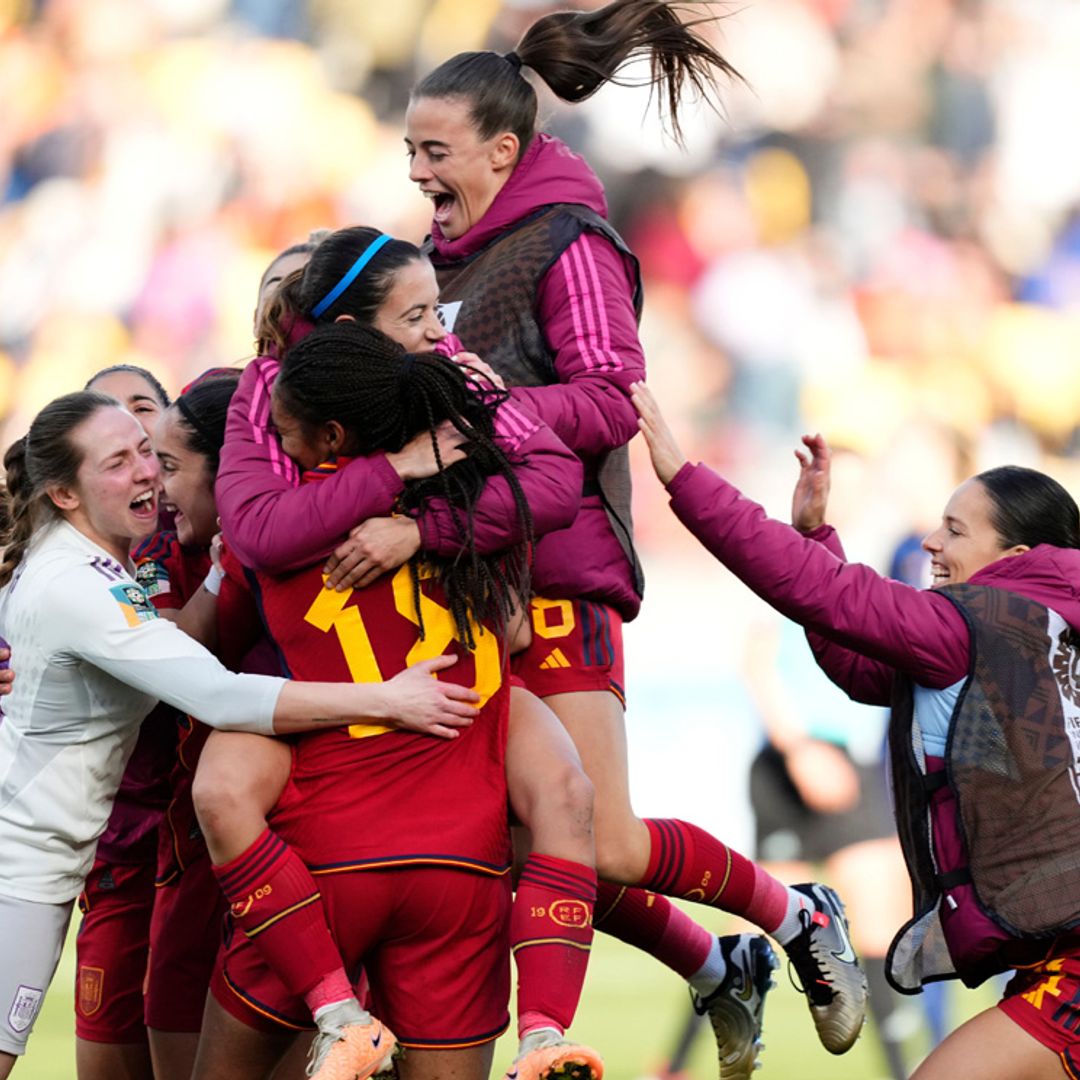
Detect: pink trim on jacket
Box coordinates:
(216, 352, 582, 573)
(665, 461, 1080, 699)
(428, 133, 645, 617)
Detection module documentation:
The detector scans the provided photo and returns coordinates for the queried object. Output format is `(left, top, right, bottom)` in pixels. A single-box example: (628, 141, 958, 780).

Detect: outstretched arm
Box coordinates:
(631, 383, 970, 690)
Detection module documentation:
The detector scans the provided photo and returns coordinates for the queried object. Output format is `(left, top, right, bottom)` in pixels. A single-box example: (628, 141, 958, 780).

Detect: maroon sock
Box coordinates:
(593, 881, 714, 979)
(641, 818, 788, 931)
(511, 854, 597, 1038)
(212, 829, 348, 1005)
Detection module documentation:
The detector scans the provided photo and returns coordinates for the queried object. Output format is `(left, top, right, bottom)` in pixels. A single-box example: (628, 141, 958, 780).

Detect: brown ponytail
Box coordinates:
(412, 0, 741, 150)
(0, 438, 35, 589)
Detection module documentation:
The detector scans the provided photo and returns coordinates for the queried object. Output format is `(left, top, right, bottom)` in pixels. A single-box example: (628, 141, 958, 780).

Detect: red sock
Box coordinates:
(641, 818, 789, 933)
(512, 854, 597, 1038)
(213, 829, 349, 1008)
(593, 881, 713, 979)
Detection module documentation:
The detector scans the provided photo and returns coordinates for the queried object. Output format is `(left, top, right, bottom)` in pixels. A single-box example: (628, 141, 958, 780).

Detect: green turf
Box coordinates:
(25, 918, 996, 1079)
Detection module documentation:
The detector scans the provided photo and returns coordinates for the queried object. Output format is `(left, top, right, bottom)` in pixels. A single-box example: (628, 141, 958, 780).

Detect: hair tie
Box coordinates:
(311, 233, 393, 319)
(503, 51, 523, 72)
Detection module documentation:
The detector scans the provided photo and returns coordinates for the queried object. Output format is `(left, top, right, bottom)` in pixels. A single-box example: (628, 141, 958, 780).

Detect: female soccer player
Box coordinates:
(136, 371, 249, 1080)
(398, 2, 865, 1070)
(633, 380, 1080, 1080)
(74, 363, 175, 1080)
(208, 229, 606, 1079)
(0, 390, 479, 1078)
(197, 323, 573, 1080)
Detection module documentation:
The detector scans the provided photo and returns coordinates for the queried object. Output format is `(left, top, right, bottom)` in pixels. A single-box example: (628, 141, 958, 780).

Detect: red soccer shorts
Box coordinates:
(511, 598, 625, 704)
(145, 853, 226, 1032)
(213, 865, 511, 1049)
(999, 935, 1080, 1077)
(75, 860, 156, 1043)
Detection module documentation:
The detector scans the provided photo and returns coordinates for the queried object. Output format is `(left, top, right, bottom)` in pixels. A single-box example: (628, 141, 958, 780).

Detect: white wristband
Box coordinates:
(203, 565, 225, 596)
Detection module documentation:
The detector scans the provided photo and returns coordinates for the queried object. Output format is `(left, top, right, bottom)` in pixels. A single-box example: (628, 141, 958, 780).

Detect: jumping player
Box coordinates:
(394, 2, 867, 1071)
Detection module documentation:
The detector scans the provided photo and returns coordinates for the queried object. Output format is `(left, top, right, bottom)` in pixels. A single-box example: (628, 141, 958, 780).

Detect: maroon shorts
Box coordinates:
(999, 936, 1080, 1077)
(75, 860, 156, 1043)
(213, 865, 511, 1049)
(145, 854, 226, 1032)
(512, 598, 625, 704)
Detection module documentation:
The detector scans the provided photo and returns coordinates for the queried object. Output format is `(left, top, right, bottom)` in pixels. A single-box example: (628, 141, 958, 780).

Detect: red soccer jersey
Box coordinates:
(232, 468, 512, 877)
(133, 532, 215, 882)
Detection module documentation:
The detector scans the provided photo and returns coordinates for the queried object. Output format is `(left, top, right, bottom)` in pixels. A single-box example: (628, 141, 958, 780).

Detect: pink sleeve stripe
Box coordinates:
(246, 358, 297, 485)
(558, 238, 621, 373)
(493, 401, 538, 447)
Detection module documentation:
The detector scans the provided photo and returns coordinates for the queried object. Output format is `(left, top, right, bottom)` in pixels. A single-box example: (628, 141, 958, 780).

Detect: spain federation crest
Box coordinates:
(77, 966, 105, 1017)
(6, 985, 43, 1034)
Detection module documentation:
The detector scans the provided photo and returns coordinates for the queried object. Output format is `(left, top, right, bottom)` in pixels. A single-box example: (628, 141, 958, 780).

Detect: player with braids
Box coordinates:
(210, 227, 606, 1079)
(194, 321, 594, 1080)
(393, 1, 869, 1072)
(272, 325, 531, 651)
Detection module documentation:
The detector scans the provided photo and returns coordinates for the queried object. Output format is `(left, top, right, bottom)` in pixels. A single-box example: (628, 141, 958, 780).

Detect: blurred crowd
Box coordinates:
(4, 0, 1080, 555)
(2, 0, 1079, 648)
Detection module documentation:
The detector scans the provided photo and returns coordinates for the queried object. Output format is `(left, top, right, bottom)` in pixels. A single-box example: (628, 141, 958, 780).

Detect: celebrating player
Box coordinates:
(72, 364, 175, 1080)
(398, 1, 866, 1070)
(195, 323, 572, 1080)
(0, 390, 479, 1078)
(208, 231, 606, 1077)
(633, 380, 1080, 1080)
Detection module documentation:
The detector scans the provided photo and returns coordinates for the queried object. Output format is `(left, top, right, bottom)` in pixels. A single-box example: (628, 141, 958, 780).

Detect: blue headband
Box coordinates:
(310, 233, 393, 318)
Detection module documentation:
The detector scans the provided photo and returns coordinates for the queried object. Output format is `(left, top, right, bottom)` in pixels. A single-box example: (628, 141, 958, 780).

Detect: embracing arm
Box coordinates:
(48, 568, 478, 737)
(323, 401, 582, 590)
(416, 398, 582, 556)
(511, 232, 644, 457)
(215, 358, 406, 572)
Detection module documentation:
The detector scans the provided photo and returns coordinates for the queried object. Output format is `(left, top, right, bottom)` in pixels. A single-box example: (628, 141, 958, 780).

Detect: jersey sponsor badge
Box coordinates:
(77, 966, 105, 1017)
(135, 560, 171, 598)
(437, 300, 462, 332)
(109, 583, 158, 627)
(6, 985, 43, 1034)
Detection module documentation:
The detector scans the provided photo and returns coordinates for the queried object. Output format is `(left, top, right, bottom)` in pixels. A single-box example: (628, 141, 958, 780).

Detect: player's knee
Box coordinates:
(561, 762, 595, 835)
(191, 759, 242, 837)
(592, 818, 650, 883)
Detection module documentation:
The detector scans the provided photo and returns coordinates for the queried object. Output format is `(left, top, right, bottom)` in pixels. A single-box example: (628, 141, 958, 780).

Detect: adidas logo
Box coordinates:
(539, 648, 571, 670)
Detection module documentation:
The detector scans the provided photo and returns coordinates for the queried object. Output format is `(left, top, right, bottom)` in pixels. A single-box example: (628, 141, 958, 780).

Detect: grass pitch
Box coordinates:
(26, 919, 991, 1079)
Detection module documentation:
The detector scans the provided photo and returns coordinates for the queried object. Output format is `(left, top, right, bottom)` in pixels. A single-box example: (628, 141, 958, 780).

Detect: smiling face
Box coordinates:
(154, 408, 218, 547)
(369, 257, 447, 354)
(50, 407, 161, 562)
(87, 370, 167, 435)
(922, 478, 1028, 587)
(404, 95, 519, 241)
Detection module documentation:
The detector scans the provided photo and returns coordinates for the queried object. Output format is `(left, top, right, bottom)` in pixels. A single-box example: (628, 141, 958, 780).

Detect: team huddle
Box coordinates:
(4, 4, 1080, 1080)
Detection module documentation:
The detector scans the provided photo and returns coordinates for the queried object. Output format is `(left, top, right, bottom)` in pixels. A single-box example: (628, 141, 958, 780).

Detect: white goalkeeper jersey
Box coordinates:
(0, 521, 283, 903)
